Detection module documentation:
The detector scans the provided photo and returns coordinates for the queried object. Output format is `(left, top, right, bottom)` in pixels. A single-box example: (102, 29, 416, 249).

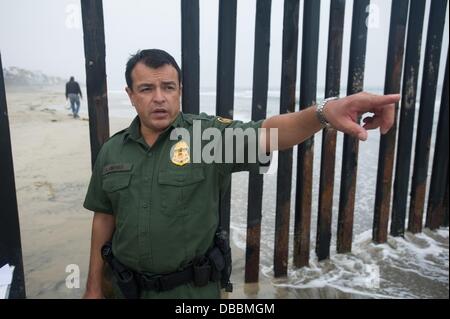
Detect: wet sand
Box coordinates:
(7, 87, 129, 298)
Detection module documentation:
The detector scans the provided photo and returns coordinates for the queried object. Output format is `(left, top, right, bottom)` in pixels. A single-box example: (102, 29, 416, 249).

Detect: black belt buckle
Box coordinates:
(140, 274, 163, 292)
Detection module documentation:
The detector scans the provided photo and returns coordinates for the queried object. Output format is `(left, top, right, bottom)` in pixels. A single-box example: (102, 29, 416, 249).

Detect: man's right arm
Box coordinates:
(83, 212, 115, 299)
(261, 92, 399, 151)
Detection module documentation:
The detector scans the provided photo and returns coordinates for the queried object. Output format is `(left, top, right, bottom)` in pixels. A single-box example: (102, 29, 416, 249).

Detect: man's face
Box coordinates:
(126, 62, 181, 134)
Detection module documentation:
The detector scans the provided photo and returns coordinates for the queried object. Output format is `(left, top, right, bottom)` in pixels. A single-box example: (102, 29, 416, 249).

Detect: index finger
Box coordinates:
(371, 94, 401, 108)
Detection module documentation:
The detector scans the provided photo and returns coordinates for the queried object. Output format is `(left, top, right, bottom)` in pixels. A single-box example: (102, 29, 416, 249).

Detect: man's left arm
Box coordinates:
(261, 92, 400, 151)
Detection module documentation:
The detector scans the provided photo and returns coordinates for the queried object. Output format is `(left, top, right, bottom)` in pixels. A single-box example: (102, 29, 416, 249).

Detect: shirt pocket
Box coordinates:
(157, 166, 205, 217)
(102, 172, 132, 216)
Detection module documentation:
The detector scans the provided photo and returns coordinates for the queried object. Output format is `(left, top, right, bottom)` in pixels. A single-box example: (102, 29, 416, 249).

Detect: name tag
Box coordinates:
(103, 163, 133, 175)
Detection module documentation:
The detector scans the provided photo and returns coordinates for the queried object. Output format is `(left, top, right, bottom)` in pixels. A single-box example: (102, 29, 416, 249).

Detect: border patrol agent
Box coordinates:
(83, 49, 400, 299)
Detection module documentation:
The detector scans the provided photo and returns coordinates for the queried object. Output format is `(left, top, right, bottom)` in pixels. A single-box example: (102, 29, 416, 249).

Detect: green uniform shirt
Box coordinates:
(83, 112, 269, 298)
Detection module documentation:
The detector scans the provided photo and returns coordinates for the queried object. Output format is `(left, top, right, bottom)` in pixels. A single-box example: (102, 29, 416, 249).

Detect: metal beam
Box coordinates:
(426, 53, 449, 230)
(0, 52, 26, 299)
(293, 0, 321, 268)
(408, 0, 448, 235)
(373, 0, 409, 243)
(81, 0, 110, 168)
(391, 0, 426, 239)
(181, 0, 200, 114)
(274, 0, 300, 277)
(337, 0, 370, 254)
(316, 0, 346, 261)
(245, 0, 272, 283)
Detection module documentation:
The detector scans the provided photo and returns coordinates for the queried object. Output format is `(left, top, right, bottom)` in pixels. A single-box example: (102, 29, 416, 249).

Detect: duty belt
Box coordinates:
(137, 265, 197, 292)
(101, 242, 220, 298)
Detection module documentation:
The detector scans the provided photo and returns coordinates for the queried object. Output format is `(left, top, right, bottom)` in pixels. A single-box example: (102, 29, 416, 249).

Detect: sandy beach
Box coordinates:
(6, 86, 125, 298)
(5, 86, 448, 299)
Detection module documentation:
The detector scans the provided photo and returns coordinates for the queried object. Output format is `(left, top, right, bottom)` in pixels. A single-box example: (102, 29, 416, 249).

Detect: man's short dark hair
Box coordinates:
(125, 49, 181, 90)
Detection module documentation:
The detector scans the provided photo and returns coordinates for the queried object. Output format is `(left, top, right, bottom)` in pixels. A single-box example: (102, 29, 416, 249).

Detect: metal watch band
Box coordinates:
(316, 96, 338, 128)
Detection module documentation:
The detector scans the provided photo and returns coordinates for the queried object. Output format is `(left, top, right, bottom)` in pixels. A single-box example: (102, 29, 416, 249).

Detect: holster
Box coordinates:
(208, 229, 233, 292)
(101, 242, 140, 299)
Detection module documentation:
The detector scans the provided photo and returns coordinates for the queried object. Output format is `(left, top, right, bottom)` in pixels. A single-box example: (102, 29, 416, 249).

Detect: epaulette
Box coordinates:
(182, 112, 235, 128)
(182, 112, 214, 124)
(105, 128, 128, 143)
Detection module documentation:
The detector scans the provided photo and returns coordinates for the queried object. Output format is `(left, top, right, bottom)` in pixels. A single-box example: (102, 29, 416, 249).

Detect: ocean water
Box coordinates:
(56, 87, 448, 298)
(225, 88, 448, 299)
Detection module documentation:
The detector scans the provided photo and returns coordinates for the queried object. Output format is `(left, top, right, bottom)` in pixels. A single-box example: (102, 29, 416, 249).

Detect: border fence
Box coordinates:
(0, 0, 448, 298)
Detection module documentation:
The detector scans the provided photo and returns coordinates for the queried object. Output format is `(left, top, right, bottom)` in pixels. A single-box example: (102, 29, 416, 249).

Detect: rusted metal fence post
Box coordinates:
(245, 0, 272, 283)
(181, 0, 200, 115)
(80, 0, 112, 297)
(391, 0, 426, 239)
(372, 0, 409, 243)
(444, 175, 449, 227)
(426, 53, 449, 230)
(293, 0, 321, 269)
(408, 0, 448, 235)
(80, 0, 110, 168)
(316, 0, 346, 261)
(216, 0, 237, 234)
(0, 52, 26, 299)
(337, 0, 370, 254)
(274, 0, 300, 277)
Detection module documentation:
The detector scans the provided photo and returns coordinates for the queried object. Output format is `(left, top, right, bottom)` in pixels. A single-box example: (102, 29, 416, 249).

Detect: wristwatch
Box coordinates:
(316, 96, 339, 128)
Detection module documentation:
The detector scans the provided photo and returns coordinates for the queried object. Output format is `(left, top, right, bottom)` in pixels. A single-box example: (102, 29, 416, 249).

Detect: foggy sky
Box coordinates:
(0, 0, 448, 92)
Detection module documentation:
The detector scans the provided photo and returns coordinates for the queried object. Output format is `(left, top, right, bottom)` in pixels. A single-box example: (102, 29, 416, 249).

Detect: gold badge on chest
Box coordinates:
(171, 140, 190, 166)
(217, 116, 233, 124)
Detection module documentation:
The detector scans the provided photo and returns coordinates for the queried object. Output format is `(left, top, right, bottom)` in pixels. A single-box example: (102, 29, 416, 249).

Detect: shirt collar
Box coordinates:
(123, 112, 186, 144)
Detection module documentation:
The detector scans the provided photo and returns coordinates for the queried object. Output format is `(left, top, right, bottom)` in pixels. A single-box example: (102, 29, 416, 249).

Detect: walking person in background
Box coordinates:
(65, 76, 82, 118)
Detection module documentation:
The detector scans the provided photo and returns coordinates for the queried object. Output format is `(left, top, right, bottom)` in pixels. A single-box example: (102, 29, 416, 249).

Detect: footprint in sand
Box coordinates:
(33, 181, 56, 200)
